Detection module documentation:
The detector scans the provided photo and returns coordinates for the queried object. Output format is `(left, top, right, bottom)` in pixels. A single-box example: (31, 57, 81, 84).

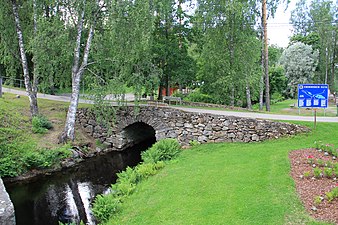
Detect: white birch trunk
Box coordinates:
(11, 0, 39, 116)
(60, 6, 95, 142)
(245, 79, 252, 110)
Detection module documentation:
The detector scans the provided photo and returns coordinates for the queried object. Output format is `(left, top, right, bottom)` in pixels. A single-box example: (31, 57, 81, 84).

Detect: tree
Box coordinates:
(7, 0, 39, 117)
(59, 0, 104, 142)
(152, 0, 195, 99)
(195, 0, 262, 107)
(290, 0, 337, 90)
(280, 42, 319, 97)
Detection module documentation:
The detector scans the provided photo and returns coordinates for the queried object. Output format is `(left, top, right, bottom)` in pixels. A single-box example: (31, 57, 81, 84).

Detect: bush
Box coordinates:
(324, 167, 333, 178)
(141, 138, 181, 163)
(32, 115, 53, 134)
(185, 89, 215, 103)
(0, 142, 72, 177)
(92, 194, 121, 222)
(313, 168, 322, 178)
(270, 92, 284, 104)
(135, 163, 158, 180)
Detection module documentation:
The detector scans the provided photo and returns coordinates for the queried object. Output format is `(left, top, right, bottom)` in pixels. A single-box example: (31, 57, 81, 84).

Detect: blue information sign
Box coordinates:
(297, 84, 329, 108)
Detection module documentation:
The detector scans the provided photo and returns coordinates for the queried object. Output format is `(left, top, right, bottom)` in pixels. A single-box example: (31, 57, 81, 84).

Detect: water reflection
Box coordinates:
(5, 138, 155, 225)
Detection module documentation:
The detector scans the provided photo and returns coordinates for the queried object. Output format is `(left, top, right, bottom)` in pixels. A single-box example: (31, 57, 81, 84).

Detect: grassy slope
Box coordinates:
(0, 93, 91, 177)
(108, 122, 336, 225)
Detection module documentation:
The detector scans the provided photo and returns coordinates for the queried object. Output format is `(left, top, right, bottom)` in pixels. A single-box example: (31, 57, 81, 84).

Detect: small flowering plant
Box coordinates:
(307, 155, 315, 164)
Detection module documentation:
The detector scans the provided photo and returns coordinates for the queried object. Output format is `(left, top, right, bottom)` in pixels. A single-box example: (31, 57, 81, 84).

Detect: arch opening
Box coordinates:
(121, 122, 156, 149)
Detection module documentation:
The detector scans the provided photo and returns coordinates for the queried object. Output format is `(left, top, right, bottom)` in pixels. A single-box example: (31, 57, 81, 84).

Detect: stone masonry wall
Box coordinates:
(77, 106, 309, 150)
(0, 178, 15, 225)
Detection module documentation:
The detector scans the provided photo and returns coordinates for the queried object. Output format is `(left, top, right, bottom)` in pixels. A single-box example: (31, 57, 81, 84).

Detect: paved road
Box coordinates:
(3, 87, 338, 123)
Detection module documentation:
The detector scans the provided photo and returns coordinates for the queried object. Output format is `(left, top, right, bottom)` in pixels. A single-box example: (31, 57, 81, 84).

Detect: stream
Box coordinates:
(4, 138, 155, 225)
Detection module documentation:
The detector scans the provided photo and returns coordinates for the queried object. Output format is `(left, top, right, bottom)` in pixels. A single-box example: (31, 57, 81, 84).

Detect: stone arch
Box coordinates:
(108, 107, 172, 150)
(120, 122, 156, 149)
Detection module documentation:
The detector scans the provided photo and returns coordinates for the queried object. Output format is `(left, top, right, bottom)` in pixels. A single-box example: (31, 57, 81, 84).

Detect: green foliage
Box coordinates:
(109, 121, 338, 225)
(303, 171, 311, 178)
(271, 93, 285, 105)
(135, 163, 158, 180)
(313, 195, 322, 206)
(333, 163, 338, 175)
(316, 159, 325, 167)
(323, 167, 333, 178)
(189, 140, 201, 146)
(325, 187, 338, 203)
(269, 65, 287, 100)
(279, 42, 319, 97)
(184, 89, 215, 104)
(93, 139, 180, 223)
(92, 194, 121, 223)
(0, 135, 72, 177)
(32, 115, 53, 134)
(141, 138, 181, 163)
(313, 168, 322, 178)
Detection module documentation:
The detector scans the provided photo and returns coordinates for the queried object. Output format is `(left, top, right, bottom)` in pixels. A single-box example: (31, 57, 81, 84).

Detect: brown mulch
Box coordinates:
(289, 148, 338, 224)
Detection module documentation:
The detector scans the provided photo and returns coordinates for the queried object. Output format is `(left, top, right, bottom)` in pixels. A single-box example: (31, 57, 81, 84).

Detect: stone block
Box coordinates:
(0, 178, 15, 225)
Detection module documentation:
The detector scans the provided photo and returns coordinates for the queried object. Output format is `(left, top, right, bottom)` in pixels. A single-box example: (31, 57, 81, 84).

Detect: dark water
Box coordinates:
(4, 138, 155, 225)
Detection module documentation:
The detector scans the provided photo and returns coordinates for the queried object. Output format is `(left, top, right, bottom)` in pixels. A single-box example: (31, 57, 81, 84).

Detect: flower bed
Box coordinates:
(289, 143, 338, 224)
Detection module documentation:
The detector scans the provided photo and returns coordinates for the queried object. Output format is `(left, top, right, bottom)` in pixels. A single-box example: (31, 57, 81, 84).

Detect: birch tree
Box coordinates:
(59, 0, 102, 142)
(10, 0, 39, 116)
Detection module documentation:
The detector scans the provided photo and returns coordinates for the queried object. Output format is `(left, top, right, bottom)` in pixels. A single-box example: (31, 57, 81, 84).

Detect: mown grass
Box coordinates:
(106, 122, 336, 225)
(177, 99, 337, 117)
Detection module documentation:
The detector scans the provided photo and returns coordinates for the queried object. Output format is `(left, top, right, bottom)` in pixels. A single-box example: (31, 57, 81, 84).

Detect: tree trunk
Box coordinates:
(59, 2, 94, 143)
(259, 30, 264, 111)
(230, 86, 235, 107)
(331, 35, 336, 89)
(32, 0, 39, 96)
(11, 0, 39, 117)
(245, 79, 252, 110)
(262, 0, 270, 111)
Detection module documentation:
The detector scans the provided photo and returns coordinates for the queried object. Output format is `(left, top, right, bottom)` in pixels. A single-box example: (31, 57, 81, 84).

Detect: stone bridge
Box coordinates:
(76, 106, 309, 151)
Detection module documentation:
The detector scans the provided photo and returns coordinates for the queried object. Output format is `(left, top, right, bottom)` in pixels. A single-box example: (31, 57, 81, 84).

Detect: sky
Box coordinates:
(267, 0, 298, 48)
(183, 0, 302, 48)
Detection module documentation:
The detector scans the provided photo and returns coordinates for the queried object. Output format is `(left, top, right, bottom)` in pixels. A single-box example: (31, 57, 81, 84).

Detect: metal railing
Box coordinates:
(1, 76, 25, 89)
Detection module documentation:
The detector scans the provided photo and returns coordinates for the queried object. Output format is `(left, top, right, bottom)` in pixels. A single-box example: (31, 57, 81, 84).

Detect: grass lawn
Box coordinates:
(176, 99, 337, 117)
(107, 122, 337, 225)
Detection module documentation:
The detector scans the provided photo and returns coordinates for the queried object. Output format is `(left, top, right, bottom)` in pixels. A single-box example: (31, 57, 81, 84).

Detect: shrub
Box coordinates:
(185, 89, 215, 104)
(313, 168, 322, 178)
(326, 191, 335, 203)
(303, 171, 311, 178)
(32, 115, 53, 134)
(334, 163, 338, 175)
(325, 187, 338, 203)
(92, 194, 121, 222)
(271, 92, 284, 104)
(316, 159, 324, 166)
(136, 163, 158, 180)
(141, 138, 181, 163)
(116, 167, 139, 184)
(324, 167, 333, 178)
(314, 196, 322, 206)
(141, 147, 161, 164)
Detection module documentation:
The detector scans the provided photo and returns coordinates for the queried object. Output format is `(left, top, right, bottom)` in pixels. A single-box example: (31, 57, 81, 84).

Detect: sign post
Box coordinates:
(298, 84, 329, 129)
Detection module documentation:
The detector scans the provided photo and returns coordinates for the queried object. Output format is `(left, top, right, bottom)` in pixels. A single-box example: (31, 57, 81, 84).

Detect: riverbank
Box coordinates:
(0, 93, 96, 181)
